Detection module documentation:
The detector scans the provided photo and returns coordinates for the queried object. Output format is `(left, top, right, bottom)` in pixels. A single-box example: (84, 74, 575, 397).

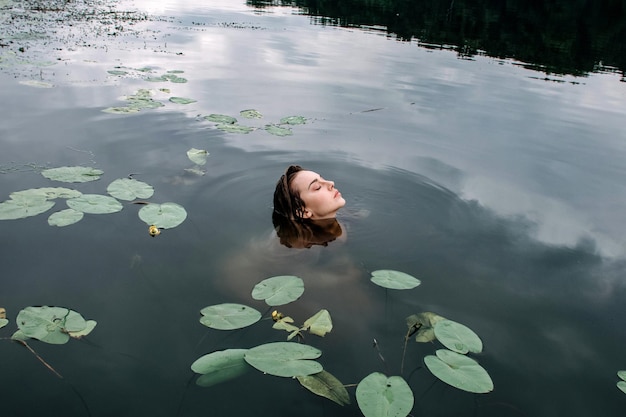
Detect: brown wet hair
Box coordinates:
(273, 165, 307, 221)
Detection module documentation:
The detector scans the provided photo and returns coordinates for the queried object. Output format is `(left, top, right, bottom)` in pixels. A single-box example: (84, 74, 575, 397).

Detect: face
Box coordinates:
(291, 170, 346, 219)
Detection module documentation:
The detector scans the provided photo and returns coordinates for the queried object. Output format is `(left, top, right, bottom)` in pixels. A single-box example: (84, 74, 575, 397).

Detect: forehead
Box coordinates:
(291, 170, 320, 192)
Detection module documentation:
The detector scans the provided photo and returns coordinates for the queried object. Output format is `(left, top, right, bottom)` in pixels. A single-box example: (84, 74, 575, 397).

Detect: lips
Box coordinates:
(334, 190, 341, 198)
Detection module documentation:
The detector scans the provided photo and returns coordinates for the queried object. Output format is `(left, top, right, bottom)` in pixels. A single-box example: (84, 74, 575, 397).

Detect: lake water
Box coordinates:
(1, 1, 626, 416)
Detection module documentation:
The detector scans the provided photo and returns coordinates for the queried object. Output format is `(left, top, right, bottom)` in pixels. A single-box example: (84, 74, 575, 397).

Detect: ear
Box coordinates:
(298, 209, 313, 219)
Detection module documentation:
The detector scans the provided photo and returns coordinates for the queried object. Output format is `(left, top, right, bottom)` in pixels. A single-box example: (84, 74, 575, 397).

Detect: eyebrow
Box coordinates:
(307, 178, 319, 190)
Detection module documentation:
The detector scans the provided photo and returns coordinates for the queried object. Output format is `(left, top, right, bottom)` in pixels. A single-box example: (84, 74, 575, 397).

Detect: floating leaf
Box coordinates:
(297, 370, 351, 406)
(302, 309, 332, 337)
(169, 97, 197, 104)
(67, 194, 123, 214)
(370, 270, 421, 290)
(0, 197, 55, 220)
(244, 342, 322, 377)
(251, 275, 304, 306)
(138, 202, 187, 229)
(13, 306, 94, 345)
(41, 166, 103, 183)
(216, 124, 254, 134)
(280, 115, 306, 125)
(434, 319, 483, 354)
(0, 307, 5, 319)
(356, 372, 414, 417)
(19, 80, 54, 88)
(424, 349, 493, 393)
(187, 148, 209, 165)
(68, 320, 97, 338)
(11, 187, 82, 200)
(107, 70, 128, 76)
(272, 316, 300, 332)
(0, 319, 7, 329)
(191, 349, 250, 387)
(406, 312, 447, 343)
(240, 109, 262, 119)
(102, 106, 141, 114)
(265, 124, 293, 136)
(48, 208, 84, 227)
(204, 114, 237, 124)
(618, 381, 626, 395)
(619, 370, 626, 381)
(199, 303, 261, 330)
(107, 178, 154, 201)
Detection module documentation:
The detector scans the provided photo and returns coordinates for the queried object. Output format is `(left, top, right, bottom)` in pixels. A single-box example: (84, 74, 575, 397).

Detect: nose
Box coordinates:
(327, 180, 335, 189)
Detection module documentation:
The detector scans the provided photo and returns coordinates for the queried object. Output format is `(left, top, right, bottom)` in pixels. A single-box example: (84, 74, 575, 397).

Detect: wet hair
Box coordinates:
(272, 212, 342, 248)
(273, 165, 307, 221)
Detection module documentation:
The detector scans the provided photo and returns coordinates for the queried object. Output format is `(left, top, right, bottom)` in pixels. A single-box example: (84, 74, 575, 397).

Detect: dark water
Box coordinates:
(1, 1, 626, 416)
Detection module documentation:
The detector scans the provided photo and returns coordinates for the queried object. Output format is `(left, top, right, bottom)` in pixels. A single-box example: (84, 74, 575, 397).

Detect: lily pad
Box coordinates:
(265, 124, 293, 136)
(107, 70, 128, 76)
(244, 342, 322, 377)
(41, 166, 103, 183)
(138, 202, 187, 229)
(107, 178, 154, 201)
(11, 187, 82, 200)
(216, 124, 254, 134)
(370, 270, 421, 290)
(0, 319, 8, 329)
(240, 109, 262, 119)
(67, 194, 123, 214)
(406, 312, 447, 343)
(187, 148, 209, 166)
(68, 320, 97, 339)
(0, 197, 55, 220)
(205, 114, 237, 124)
(356, 372, 414, 417)
(19, 80, 54, 88)
(199, 303, 261, 330)
(48, 208, 84, 227)
(302, 309, 332, 337)
(169, 97, 197, 105)
(424, 349, 493, 393)
(297, 370, 351, 406)
(191, 349, 250, 387)
(434, 319, 483, 354)
(251, 275, 305, 306)
(619, 370, 626, 381)
(280, 115, 306, 125)
(12, 306, 95, 345)
(618, 381, 626, 394)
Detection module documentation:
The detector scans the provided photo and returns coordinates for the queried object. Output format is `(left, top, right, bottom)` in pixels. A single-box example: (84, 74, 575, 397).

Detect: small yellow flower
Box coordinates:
(148, 225, 161, 237)
(271, 310, 284, 321)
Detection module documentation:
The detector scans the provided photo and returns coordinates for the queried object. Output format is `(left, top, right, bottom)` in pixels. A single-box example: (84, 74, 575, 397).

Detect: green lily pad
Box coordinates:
(107, 70, 128, 76)
(424, 349, 493, 393)
(41, 166, 104, 183)
(356, 372, 414, 417)
(67, 194, 123, 214)
(11, 187, 82, 200)
(0, 319, 8, 329)
(619, 370, 626, 381)
(280, 115, 306, 125)
(204, 114, 237, 124)
(48, 208, 84, 227)
(191, 349, 250, 387)
(199, 303, 261, 330)
(102, 106, 141, 114)
(163, 74, 187, 83)
(19, 80, 54, 88)
(244, 342, 322, 377)
(251, 275, 304, 306)
(297, 370, 351, 406)
(265, 124, 293, 136)
(434, 319, 483, 354)
(68, 320, 97, 339)
(138, 202, 187, 229)
(187, 148, 209, 165)
(107, 178, 154, 201)
(12, 306, 95, 345)
(0, 197, 55, 220)
(216, 123, 254, 134)
(370, 270, 421, 290)
(302, 309, 332, 337)
(240, 109, 262, 119)
(406, 312, 447, 343)
(169, 97, 197, 104)
(618, 381, 626, 394)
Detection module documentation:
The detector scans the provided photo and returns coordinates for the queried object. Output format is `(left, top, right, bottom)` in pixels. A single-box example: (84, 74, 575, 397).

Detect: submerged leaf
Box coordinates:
(42, 166, 103, 183)
(297, 370, 351, 406)
(48, 208, 84, 227)
(187, 148, 209, 165)
(138, 202, 187, 229)
(107, 178, 154, 201)
(244, 342, 322, 377)
(302, 309, 332, 337)
(67, 194, 123, 214)
(356, 372, 414, 417)
(199, 303, 261, 330)
(434, 319, 483, 354)
(251, 275, 304, 306)
(370, 270, 421, 290)
(191, 349, 250, 387)
(424, 349, 493, 393)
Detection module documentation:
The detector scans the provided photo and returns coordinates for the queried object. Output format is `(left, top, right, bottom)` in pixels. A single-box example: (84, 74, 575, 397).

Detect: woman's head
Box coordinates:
(273, 165, 346, 221)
